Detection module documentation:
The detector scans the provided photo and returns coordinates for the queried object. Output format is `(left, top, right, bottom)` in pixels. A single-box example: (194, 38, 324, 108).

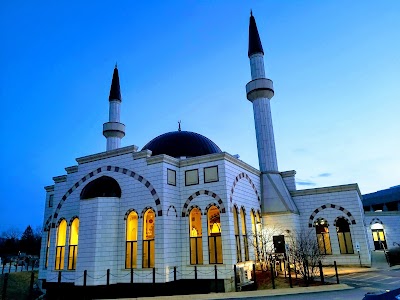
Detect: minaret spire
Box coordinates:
(248, 11, 264, 57)
(245, 12, 298, 215)
(103, 65, 126, 151)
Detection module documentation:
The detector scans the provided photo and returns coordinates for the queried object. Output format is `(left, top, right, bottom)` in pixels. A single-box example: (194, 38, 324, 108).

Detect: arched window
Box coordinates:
(336, 218, 354, 254)
(233, 206, 241, 262)
(55, 219, 67, 270)
(371, 223, 387, 250)
(315, 219, 332, 255)
(45, 230, 50, 269)
(189, 208, 203, 264)
(80, 176, 121, 199)
(143, 209, 155, 268)
(256, 212, 262, 260)
(68, 218, 79, 270)
(126, 211, 138, 268)
(208, 206, 223, 264)
(250, 211, 259, 261)
(240, 208, 249, 261)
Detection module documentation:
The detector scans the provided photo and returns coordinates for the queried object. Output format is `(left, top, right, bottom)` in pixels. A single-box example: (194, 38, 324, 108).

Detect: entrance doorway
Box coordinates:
(371, 223, 387, 250)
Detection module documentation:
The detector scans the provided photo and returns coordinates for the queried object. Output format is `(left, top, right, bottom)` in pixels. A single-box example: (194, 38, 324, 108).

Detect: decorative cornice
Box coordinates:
(147, 154, 179, 167)
(65, 165, 78, 174)
(145, 152, 260, 176)
(261, 210, 300, 216)
(133, 149, 153, 160)
(53, 175, 67, 184)
(365, 211, 400, 217)
(76, 145, 138, 164)
(44, 185, 54, 192)
(291, 183, 362, 198)
(280, 170, 296, 178)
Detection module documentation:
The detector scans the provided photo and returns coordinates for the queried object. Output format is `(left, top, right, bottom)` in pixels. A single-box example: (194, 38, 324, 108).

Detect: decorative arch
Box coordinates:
(44, 215, 52, 231)
(124, 209, 139, 220)
(51, 165, 162, 227)
(56, 218, 67, 227)
(229, 172, 261, 205)
(68, 216, 79, 225)
(308, 204, 356, 227)
(187, 205, 202, 216)
(166, 205, 178, 217)
(370, 218, 383, 226)
(334, 216, 351, 227)
(204, 202, 222, 215)
(182, 190, 225, 217)
(141, 206, 156, 219)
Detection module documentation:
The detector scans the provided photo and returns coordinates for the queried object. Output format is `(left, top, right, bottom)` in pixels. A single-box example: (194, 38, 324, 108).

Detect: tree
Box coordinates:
(250, 225, 284, 271)
(286, 228, 326, 284)
(1, 227, 21, 241)
(0, 227, 21, 257)
(20, 225, 35, 254)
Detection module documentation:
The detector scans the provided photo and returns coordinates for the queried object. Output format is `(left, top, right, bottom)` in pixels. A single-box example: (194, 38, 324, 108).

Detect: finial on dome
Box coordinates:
(250, 9, 252, 17)
(178, 120, 181, 132)
(115, 62, 118, 69)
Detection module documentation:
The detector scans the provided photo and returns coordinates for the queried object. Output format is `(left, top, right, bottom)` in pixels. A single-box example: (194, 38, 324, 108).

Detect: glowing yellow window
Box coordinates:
(45, 230, 50, 269)
(240, 208, 249, 261)
(55, 220, 67, 270)
(189, 208, 203, 264)
(208, 206, 223, 264)
(143, 209, 155, 268)
(68, 218, 79, 270)
(233, 206, 241, 262)
(126, 211, 138, 268)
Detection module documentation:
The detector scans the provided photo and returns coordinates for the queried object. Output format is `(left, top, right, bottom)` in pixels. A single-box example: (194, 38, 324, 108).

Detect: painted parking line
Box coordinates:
(344, 275, 382, 281)
(374, 277, 393, 282)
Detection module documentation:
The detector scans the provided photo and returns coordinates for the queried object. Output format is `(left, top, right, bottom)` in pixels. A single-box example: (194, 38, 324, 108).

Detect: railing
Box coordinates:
(208, 235, 223, 264)
(190, 237, 203, 265)
(68, 245, 78, 270)
(142, 239, 154, 268)
(55, 246, 65, 270)
(126, 241, 138, 269)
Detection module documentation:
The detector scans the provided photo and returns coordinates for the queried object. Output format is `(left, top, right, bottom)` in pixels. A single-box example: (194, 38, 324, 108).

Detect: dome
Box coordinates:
(142, 131, 222, 158)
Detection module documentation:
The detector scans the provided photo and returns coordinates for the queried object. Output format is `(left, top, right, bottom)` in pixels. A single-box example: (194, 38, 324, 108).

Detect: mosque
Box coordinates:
(39, 12, 377, 297)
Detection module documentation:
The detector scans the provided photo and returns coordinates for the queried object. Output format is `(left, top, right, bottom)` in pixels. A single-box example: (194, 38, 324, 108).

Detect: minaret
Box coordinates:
(103, 65, 125, 151)
(246, 12, 299, 214)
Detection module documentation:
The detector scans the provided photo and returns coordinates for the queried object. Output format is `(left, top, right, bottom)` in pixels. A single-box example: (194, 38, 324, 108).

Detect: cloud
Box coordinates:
(317, 173, 332, 178)
(297, 180, 316, 186)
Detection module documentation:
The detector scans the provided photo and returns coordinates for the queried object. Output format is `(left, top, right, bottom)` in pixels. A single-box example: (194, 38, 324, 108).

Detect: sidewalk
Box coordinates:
(127, 284, 353, 300)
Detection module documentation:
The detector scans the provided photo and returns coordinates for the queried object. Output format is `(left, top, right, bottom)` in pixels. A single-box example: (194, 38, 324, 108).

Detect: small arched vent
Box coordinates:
(80, 176, 121, 199)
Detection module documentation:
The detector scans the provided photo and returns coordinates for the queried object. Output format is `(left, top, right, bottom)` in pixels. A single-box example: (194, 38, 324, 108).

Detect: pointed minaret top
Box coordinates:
(109, 65, 121, 101)
(178, 120, 181, 132)
(248, 11, 264, 57)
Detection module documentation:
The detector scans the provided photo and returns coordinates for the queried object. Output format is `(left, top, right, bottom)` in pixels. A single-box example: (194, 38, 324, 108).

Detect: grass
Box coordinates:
(0, 271, 39, 300)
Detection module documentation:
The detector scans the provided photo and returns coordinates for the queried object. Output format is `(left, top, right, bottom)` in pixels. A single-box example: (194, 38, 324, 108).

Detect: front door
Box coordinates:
(372, 229, 387, 250)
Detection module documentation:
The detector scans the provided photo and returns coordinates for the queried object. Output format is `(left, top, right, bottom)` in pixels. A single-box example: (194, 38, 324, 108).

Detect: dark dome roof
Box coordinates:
(142, 131, 222, 158)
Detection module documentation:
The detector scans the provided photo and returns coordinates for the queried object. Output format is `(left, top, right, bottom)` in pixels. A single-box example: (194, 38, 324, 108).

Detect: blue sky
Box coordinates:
(1, 1, 399, 231)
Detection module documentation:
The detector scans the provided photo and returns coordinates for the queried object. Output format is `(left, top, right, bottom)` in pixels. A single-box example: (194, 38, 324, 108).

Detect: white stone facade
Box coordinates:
(39, 148, 262, 291)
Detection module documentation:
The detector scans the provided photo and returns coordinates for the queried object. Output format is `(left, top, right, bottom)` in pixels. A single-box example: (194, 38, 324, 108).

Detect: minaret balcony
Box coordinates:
(103, 122, 126, 138)
(246, 78, 274, 101)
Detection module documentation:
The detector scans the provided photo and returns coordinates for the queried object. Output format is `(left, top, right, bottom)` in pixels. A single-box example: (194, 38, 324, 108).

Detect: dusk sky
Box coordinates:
(1, 1, 399, 232)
